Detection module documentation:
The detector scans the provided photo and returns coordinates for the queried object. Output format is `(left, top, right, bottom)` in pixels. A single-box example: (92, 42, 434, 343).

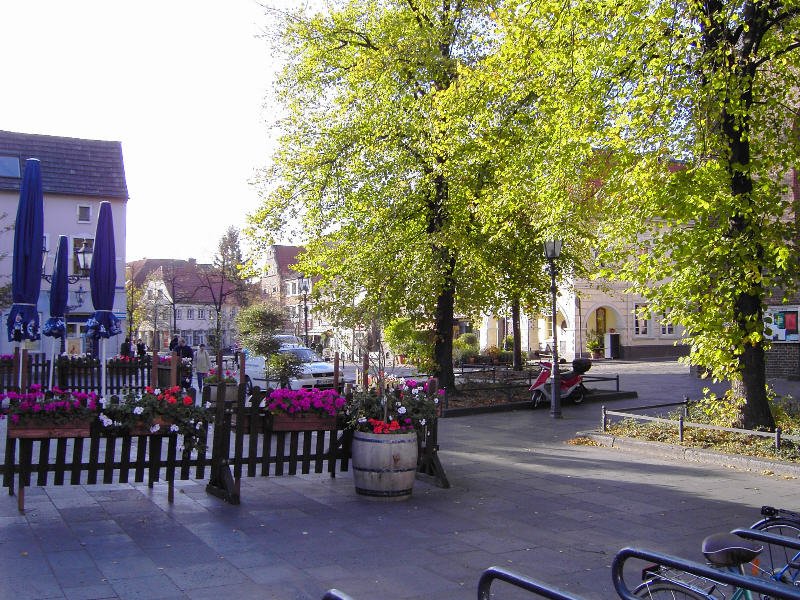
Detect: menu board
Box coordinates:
(766, 307, 799, 342)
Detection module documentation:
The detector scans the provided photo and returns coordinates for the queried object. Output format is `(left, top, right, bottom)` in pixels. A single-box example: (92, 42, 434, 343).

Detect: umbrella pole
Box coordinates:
(50, 338, 57, 389)
(101, 339, 107, 401)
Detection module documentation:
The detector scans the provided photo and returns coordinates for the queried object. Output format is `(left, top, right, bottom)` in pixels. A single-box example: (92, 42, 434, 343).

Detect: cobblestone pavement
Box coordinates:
(0, 360, 797, 600)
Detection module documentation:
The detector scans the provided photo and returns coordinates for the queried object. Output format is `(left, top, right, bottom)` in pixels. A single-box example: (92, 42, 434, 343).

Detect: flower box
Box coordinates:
(206, 383, 238, 406)
(8, 417, 94, 439)
(270, 412, 337, 432)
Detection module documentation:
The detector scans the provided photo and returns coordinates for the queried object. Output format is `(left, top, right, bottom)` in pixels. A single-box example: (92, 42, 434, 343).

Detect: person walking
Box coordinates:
(120, 337, 132, 358)
(136, 339, 146, 358)
(195, 343, 211, 394)
(169, 335, 179, 352)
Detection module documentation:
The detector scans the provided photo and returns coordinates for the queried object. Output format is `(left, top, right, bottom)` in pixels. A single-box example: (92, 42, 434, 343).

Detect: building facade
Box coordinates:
(0, 130, 128, 355)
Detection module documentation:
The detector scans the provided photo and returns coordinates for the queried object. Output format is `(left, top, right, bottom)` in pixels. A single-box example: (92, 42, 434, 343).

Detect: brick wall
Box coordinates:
(766, 343, 800, 378)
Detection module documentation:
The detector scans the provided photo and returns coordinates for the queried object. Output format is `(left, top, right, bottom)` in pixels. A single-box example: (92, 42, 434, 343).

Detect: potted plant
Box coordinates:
(204, 368, 239, 405)
(99, 386, 212, 454)
(265, 387, 346, 431)
(4, 385, 100, 438)
(587, 330, 604, 359)
(345, 378, 442, 500)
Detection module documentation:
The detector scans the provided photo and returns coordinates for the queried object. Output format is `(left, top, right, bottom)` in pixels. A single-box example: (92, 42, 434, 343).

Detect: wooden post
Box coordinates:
(170, 351, 178, 387)
(21, 350, 29, 392)
(333, 352, 340, 391)
(361, 351, 368, 389)
(150, 349, 158, 388)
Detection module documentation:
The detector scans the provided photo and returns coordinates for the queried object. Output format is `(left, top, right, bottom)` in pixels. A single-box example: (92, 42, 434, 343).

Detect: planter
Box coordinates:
(8, 417, 94, 439)
(351, 430, 418, 501)
(270, 412, 337, 432)
(590, 350, 603, 359)
(126, 416, 175, 436)
(206, 383, 239, 406)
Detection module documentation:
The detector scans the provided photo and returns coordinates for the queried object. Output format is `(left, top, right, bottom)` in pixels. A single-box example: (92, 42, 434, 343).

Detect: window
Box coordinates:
(175, 309, 183, 320)
(186, 308, 195, 320)
(198, 309, 205, 320)
(77, 205, 91, 223)
(0, 156, 20, 177)
(660, 315, 674, 336)
(291, 281, 298, 296)
(196, 331, 205, 346)
(634, 303, 650, 336)
(72, 237, 94, 276)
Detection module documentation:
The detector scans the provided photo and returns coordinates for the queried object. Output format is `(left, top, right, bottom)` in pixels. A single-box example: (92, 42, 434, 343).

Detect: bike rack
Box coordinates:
(477, 566, 586, 600)
(732, 527, 800, 551)
(612, 547, 800, 600)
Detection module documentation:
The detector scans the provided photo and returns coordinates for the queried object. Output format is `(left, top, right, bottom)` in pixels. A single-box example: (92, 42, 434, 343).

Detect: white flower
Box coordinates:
(420, 418, 426, 426)
(196, 421, 204, 430)
(98, 413, 113, 427)
(412, 388, 421, 396)
(170, 424, 179, 433)
(154, 388, 161, 395)
(434, 398, 439, 404)
(133, 406, 144, 415)
(150, 423, 161, 433)
(358, 416, 367, 423)
(397, 406, 407, 415)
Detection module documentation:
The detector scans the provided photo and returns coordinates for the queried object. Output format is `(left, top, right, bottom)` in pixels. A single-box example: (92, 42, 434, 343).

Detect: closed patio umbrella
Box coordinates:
(43, 235, 69, 388)
(6, 159, 44, 388)
(6, 158, 44, 344)
(85, 202, 120, 399)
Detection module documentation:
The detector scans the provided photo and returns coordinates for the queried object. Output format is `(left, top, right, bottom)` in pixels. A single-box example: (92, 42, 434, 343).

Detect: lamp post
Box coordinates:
(544, 239, 563, 419)
(299, 277, 310, 347)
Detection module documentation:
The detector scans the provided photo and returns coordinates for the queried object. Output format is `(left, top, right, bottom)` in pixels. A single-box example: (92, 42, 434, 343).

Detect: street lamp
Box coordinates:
(42, 240, 93, 284)
(299, 277, 310, 347)
(544, 239, 563, 419)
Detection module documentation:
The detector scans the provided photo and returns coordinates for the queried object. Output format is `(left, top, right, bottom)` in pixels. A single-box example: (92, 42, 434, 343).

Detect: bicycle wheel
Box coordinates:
(750, 518, 800, 583)
(634, 581, 710, 600)
(531, 390, 546, 408)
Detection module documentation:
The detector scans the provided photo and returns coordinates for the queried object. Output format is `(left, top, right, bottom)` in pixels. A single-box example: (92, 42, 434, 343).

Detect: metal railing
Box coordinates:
(602, 400, 800, 450)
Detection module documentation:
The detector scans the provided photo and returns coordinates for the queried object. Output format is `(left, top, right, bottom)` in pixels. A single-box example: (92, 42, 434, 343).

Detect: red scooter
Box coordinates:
(529, 358, 592, 408)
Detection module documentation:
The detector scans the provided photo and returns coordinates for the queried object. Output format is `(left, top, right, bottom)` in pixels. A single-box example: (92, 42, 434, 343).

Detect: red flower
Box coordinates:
(182, 397, 193, 406)
(166, 396, 177, 404)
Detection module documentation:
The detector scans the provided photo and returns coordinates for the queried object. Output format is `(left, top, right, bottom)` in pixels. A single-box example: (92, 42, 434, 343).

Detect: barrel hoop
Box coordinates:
(352, 466, 417, 474)
(353, 435, 416, 444)
(355, 487, 413, 497)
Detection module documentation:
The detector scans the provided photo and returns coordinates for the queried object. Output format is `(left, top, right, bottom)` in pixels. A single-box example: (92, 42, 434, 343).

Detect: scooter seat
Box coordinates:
(701, 533, 762, 567)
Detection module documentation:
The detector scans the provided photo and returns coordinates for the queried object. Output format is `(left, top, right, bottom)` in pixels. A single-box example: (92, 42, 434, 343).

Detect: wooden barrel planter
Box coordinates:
(351, 430, 418, 501)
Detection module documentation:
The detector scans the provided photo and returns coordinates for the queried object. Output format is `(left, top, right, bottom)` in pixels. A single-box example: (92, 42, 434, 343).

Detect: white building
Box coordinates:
(0, 130, 129, 355)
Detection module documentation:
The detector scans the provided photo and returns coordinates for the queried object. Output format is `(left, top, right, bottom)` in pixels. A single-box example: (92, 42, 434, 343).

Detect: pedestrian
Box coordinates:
(169, 335, 179, 352)
(120, 337, 132, 357)
(136, 339, 146, 358)
(195, 343, 211, 393)
(176, 338, 194, 389)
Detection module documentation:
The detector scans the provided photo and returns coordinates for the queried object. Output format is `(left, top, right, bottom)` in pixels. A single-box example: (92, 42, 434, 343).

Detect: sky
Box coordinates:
(1, 1, 291, 264)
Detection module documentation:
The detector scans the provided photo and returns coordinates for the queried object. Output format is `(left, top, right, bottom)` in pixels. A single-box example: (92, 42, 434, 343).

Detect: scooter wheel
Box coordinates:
(571, 387, 584, 404)
(532, 390, 545, 408)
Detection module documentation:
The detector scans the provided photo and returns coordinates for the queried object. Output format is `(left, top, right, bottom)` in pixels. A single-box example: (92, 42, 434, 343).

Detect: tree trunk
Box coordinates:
(432, 255, 456, 392)
(512, 298, 522, 370)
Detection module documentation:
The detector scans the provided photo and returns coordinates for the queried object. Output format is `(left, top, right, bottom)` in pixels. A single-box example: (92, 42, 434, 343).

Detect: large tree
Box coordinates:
(586, 0, 800, 429)
(249, 1, 505, 391)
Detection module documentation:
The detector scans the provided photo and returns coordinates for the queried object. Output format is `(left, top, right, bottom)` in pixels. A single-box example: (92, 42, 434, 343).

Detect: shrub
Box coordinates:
(456, 332, 479, 350)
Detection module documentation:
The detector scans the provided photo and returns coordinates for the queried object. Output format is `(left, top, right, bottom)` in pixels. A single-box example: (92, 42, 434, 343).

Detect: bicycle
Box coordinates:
(613, 541, 800, 600)
(751, 506, 800, 584)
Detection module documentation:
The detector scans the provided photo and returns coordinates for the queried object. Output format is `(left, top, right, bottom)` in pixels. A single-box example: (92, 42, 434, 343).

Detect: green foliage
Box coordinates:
(456, 333, 479, 350)
(586, 330, 603, 352)
(482, 345, 500, 359)
(502, 336, 514, 352)
(384, 318, 435, 372)
(235, 302, 285, 357)
(267, 353, 303, 389)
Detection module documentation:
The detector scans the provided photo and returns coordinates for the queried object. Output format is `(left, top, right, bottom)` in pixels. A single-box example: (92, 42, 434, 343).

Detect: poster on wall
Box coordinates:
(766, 307, 799, 342)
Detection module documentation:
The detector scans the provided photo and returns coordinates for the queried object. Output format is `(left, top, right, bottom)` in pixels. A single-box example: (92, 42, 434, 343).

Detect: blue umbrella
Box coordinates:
(85, 202, 120, 399)
(85, 202, 121, 340)
(43, 235, 69, 389)
(6, 158, 44, 343)
(42, 235, 69, 339)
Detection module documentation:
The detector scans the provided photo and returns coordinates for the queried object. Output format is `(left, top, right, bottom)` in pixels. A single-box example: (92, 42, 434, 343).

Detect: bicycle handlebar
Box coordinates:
(612, 547, 800, 600)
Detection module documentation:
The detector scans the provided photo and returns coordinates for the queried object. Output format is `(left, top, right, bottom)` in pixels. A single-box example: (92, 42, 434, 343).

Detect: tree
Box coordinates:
(249, 1, 518, 391)
(214, 226, 247, 304)
(125, 278, 145, 344)
(581, 0, 800, 429)
(235, 301, 286, 357)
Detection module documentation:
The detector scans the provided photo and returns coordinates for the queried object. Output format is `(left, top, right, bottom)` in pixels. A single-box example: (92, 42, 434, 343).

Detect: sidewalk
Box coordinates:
(0, 361, 797, 600)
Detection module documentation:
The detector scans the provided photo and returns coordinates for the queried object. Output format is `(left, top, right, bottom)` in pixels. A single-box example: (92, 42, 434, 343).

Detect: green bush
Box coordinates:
(267, 353, 302, 389)
(498, 350, 514, 364)
(384, 318, 436, 372)
(456, 332, 479, 350)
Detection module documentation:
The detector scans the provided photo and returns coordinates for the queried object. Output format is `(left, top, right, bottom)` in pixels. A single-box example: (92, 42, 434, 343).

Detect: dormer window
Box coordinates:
(0, 156, 20, 177)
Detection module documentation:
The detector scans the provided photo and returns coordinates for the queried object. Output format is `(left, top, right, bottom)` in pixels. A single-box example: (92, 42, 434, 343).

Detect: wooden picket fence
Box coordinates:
(1, 350, 189, 395)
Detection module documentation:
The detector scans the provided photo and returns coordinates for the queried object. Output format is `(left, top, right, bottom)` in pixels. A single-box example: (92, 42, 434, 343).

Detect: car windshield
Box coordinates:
(280, 347, 323, 363)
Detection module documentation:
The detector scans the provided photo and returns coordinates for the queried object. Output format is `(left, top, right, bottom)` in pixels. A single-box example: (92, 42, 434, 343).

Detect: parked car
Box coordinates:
(273, 334, 304, 348)
(243, 346, 336, 392)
